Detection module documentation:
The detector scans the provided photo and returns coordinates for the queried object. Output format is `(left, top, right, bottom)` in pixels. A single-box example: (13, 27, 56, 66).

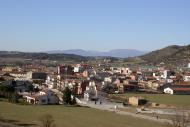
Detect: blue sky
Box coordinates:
(0, 0, 190, 52)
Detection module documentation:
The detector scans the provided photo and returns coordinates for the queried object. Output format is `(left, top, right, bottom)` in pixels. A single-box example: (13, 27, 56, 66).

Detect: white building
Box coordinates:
(84, 81, 98, 101)
(164, 87, 174, 94)
(74, 67, 80, 73)
(163, 70, 168, 79)
(184, 75, 190, 82)
(26, 71, 33, 80)
(46, 76, 56, 89)
(188, 63, 190, 68)
(24, 89, 59, 105)
(104, 77, 112, 83)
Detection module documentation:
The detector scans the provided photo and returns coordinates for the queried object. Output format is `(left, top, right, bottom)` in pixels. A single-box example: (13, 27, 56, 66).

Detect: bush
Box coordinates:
(40, 114, 56, 127)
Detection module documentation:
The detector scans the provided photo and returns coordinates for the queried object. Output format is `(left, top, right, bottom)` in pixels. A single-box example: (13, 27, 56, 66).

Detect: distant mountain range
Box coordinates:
(0, 45, 190, 66)
(46, 49, 147, 58)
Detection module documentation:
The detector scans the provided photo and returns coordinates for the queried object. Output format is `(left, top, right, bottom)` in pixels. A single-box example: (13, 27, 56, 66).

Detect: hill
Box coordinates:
(0, 51, 87, 61)
(0, 51, 120, 66)
(140, 45, 182, 64)
(125, 45, 190, 66)
(0, 51, 88, 66)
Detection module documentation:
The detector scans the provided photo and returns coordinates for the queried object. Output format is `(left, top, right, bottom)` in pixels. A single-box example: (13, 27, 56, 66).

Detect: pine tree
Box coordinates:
(62, 87, 72, 105)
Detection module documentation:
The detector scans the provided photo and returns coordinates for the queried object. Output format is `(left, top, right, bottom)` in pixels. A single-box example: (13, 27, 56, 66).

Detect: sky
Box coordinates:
(0, 0, 190, 52)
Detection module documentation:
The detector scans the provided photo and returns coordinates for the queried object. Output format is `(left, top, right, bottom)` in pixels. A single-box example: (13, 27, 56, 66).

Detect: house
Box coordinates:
(146, 80, 160, 90)
(9, 72, 27, 80)
(183, 73, 190, 82)
(162, 70, 175, 79)
(46, 75, 57, 89)
(58, 65, 74, 75)
(2, 67, 18, 72)
(164, 85, 190, 95)
(26, 71, 47, 81)
(15, 81, 34, 93)
(114, 79, 139, 93)
(123, 84, 139, 92)
(83, 81, 98, 101)
(104, 77, 112, 83)
(32, 72, 47, 80)
(24, 89, 59, 105)
(1, 80, 34, 93)
(128, 96, 147, 106)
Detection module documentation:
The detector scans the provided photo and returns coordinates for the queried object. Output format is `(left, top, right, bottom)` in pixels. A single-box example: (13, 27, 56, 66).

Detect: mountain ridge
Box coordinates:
(125, 45, 190, 66)
(46, 49, 147, 58)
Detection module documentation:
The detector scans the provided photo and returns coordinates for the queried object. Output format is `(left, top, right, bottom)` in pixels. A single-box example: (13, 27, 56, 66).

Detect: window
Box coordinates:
(41, 99, 46, 103)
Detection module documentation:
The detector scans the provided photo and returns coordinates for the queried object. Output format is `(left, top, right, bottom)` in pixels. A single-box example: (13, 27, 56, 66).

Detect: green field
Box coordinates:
(0, 101, 165, 127)
(111, 93, 190, 108)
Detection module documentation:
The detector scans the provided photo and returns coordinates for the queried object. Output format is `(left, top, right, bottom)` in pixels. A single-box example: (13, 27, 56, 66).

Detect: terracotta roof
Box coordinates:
(173, 88, 190, 91)
(175, 82, 190, 85)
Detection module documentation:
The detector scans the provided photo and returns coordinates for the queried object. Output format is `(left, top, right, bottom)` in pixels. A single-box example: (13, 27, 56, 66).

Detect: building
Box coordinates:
(10, 72, 27, 80)
(84, 81, 98, 101)
(184, 74, 190, 82)
(188, 63, 190, 68)
(24, 89, 59, 105)
(128, 97, 147, 106)
(26, 71, 47, 81)
(32, 72, 47, 80)
(162, 70, 175, 79)
(164, 85, 190, 95)
(58, 65, 74, 75)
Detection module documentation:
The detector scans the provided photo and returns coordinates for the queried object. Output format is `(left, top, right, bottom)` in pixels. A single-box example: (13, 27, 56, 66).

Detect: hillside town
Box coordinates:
(1, 62, 190, 106)
(1, 0, 190, 126)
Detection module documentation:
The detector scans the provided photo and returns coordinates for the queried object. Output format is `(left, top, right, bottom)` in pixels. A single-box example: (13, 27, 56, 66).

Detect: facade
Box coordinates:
(9, 72, 28, 81)
(24, 89, 59, 105)
(184, 75, 190, 82)
(164, 87, 174, 94)
(32, 72, 47, 80)
(128, 97, 147, 106)
(84, 81, 98, 101)
(164, 86, 190, 95)
(58, 65, 74, 75)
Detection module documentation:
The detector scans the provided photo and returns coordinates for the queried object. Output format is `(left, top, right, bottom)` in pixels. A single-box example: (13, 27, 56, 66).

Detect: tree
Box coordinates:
(167, 110, 190, 127)
(11, 80, 17, 87)
(10, 93, 19, 103)
(62, 87, 76, 105)
(40, 114, 56, 127)
(0, 84, 15, 99)
(70, 95, 77, 105)
(102, 84, 115, 94)
(26, 84, 34, 92)
(62, 87, 72, 105)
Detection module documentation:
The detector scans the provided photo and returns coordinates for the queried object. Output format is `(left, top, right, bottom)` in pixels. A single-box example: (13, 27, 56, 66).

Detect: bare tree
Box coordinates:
(167, 110, 190, 127)
(40, 114, 56, 127)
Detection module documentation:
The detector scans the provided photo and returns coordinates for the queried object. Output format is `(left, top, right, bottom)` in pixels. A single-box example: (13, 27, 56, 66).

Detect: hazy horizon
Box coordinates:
(0, 44, 187, 53)
(0, 0, 190, 52)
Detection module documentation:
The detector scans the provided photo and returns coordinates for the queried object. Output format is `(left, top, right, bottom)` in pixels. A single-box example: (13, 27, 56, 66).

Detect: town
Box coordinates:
(1, 0, 190, 127)
(1, 58, 190, 127)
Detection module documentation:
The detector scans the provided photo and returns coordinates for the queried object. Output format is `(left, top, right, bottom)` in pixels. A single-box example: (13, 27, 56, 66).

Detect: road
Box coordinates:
(52, 89, 171, 124)
(51, 89, 189, 126)
(80, 99, 171, 124)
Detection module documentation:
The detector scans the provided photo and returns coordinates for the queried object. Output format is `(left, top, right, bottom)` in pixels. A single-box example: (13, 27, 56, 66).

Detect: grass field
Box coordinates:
(0, 101, 165, 127)
(110, 93, 190, 108)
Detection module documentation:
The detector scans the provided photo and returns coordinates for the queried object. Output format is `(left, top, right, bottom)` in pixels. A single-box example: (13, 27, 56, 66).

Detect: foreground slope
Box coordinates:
(0, 102, 164, 127)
